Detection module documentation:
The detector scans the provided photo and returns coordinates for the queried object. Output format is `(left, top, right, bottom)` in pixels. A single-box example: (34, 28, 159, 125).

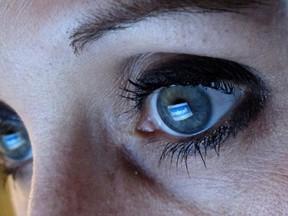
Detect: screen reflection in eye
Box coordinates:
(147, 84, 242, 137)
(0, 104, 32, 177)
(122, 54, 270, 166)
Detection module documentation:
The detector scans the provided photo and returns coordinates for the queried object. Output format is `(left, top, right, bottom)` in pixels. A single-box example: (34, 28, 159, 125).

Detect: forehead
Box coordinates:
(0, 0, 278, 30)
(0, 0, 274, 17)
(0, 0, 82, 55)
(0, 0, 282, 60)
(0, 0, 281, 59)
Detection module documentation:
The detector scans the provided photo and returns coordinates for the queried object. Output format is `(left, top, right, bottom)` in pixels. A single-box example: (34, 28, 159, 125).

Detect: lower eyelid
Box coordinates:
(12, 159, 33, 180)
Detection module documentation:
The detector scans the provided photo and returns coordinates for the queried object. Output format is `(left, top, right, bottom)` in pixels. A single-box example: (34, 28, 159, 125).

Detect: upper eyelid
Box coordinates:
(123, 54, 270, 109)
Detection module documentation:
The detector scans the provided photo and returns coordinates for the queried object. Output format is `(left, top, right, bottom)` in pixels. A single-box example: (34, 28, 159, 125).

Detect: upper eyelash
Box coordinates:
(123, 78, 236, 111)
(121, 55, 270, 168)
(122, 55, 265, 110)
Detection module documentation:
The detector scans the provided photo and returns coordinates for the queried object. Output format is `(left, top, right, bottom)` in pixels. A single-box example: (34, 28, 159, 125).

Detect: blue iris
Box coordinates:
(0, 128, 32, 161)
(157, 85, 212, 134)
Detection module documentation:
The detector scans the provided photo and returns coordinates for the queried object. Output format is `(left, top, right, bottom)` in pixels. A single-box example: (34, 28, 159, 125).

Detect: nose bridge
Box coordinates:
(29, 133, 77, 215)
(27, 105, 112, 216)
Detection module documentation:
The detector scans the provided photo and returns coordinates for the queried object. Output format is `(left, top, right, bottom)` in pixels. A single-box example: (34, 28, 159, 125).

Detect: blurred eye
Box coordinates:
(0, 104, 32, 175)
(148, 85, 242, 137)
(0, 123, 31, 161)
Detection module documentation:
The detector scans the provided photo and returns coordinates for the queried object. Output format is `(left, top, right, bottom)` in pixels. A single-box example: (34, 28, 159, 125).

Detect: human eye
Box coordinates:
(122, 54, 270, 166)
(0, 103, 32, 178)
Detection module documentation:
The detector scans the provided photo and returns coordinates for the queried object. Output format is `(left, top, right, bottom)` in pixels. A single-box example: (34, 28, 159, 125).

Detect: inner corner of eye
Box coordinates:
(136, 84, 243, 138)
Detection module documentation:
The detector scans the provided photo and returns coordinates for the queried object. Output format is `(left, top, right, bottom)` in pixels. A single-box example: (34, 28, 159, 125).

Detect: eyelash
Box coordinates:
(121, 55, 270, 167)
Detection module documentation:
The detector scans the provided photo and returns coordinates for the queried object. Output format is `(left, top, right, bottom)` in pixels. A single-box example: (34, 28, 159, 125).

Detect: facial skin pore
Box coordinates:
(0, 0, 288, 215)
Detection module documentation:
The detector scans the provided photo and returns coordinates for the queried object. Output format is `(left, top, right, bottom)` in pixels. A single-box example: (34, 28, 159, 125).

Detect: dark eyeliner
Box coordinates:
(124, 55, 268, 109)
(122, 55, 270, 167)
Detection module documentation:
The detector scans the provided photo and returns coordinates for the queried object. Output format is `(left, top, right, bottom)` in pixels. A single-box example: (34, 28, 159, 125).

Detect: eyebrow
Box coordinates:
(70, 0, 265, 52)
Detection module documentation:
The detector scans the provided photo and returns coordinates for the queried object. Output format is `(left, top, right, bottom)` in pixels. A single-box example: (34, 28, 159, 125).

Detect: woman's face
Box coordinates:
(0, 0, 288, 215)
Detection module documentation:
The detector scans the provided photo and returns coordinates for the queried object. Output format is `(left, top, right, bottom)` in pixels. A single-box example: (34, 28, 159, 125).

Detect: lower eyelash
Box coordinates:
(1, 157, 33, 183)
(159, 124, 232, 170)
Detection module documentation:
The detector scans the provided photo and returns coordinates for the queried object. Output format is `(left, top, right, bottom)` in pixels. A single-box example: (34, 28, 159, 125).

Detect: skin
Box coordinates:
(0, 0, 288, 215)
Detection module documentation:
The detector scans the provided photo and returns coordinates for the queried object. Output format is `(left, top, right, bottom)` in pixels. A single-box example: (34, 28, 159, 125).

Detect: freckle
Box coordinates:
(202, 38, 208, 43)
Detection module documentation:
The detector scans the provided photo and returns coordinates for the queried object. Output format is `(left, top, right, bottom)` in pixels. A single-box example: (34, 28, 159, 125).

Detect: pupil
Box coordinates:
(171, 99, 187, 105)
(157, 85, 212, 134)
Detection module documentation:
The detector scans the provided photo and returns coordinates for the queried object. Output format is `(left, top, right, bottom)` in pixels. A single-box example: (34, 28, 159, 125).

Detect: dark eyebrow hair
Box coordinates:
(70, 0, 266, 52)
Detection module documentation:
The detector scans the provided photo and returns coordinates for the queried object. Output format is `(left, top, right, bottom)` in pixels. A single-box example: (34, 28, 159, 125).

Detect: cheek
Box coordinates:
(26, 118, 189, 215)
